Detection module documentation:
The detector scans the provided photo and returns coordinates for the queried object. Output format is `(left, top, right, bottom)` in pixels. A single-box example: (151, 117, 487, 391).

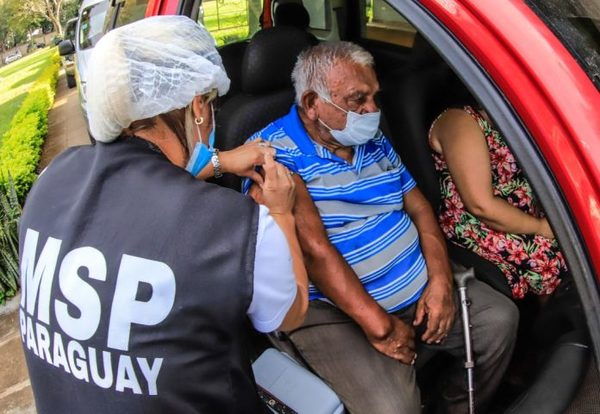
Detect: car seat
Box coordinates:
(218, 2, 318, 106)
(274, 2, 310, 30)
(214, 26, 316, 190)
(273, 1, 319, 44)
(218, 40, 249, 101)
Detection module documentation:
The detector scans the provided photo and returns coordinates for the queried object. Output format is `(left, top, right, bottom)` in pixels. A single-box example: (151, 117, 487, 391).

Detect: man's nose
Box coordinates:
(361, 97, 379, 114)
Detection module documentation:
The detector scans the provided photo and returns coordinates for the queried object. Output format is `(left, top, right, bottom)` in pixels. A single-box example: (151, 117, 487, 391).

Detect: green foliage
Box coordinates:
(0, 112, 45, 198)
(0, 0, 26, 49)
(0, 48, 57, 140)
(0, 175, 21, 304)
(0, 50, 59, 201)
(61, 0, 83, 27)
(0, 50, 57, 303)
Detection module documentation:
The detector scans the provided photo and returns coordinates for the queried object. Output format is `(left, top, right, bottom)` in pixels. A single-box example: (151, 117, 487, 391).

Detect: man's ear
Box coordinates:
(301, 91, 320, 121)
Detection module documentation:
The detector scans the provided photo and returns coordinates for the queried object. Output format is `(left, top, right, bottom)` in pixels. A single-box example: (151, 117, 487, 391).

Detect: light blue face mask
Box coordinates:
(185, 104, 216, 176)
(318, 96, 380, 147)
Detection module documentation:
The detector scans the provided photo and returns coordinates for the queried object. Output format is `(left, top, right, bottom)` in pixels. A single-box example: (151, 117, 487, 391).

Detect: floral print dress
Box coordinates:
(431, 106, 568, 299)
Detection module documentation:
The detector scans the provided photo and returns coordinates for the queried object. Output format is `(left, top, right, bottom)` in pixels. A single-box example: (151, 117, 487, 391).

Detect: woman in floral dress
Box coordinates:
(429, 106, 568, 299)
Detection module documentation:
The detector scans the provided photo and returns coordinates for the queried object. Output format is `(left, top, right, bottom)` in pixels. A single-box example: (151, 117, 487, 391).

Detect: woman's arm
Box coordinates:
(430, 109, 553, 238)
(268, 212, 308, 331)
(194, 139, 275, 183)
(249, 154, 308, 331)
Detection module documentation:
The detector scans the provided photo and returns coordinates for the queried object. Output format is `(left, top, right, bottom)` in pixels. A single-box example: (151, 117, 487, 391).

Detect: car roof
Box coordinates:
(80, 0, 107, 9)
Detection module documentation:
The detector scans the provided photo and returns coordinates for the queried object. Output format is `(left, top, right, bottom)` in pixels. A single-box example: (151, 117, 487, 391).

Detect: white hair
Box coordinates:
(291, 41, 374, 107)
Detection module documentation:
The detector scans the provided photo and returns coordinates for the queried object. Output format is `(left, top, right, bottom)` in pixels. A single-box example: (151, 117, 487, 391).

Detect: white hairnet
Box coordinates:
(87, 15, 230, 143)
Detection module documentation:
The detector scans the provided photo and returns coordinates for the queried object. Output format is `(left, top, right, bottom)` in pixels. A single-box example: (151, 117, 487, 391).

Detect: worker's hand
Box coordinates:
(220, 138, 275, 184)
(249, 153, 295, 215)
(413, 278, 455, 344)
(365, 314, 416, 365)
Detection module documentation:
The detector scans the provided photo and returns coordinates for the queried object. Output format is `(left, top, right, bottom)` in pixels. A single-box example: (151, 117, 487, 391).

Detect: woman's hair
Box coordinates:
(126, 89, 219, 158)
(128, 108, 189, 157)
(291, 42, 374, 107)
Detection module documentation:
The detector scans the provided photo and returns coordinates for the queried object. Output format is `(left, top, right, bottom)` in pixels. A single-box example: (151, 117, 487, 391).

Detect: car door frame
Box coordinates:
(379, 0, 600, 366)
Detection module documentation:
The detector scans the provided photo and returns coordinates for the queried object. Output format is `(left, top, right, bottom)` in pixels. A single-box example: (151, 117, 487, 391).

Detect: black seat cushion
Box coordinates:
(241, 26, 317, 94)
(218, 40, 249, 99)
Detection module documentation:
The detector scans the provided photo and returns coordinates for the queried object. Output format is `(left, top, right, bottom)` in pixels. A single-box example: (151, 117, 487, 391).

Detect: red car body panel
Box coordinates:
(146, 0, 179, 18)
(421, 0, 600, 279)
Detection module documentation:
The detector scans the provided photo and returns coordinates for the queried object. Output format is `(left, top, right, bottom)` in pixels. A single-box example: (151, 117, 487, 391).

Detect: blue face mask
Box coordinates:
(318, 96, 380, 147)
(185, 104, 216, 176)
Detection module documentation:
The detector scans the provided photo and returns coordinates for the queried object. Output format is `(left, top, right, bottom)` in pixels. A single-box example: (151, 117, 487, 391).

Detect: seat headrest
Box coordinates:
(274, 3, 310, 29)
(242, 26, 315, 94)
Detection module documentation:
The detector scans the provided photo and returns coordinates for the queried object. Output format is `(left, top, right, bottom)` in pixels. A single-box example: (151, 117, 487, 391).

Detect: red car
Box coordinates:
(104, 0, 600, 411)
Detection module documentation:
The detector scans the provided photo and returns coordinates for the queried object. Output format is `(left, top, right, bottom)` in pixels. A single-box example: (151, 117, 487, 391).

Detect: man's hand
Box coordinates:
(365, 315, 416, 365)
(413, 278, 455, 344)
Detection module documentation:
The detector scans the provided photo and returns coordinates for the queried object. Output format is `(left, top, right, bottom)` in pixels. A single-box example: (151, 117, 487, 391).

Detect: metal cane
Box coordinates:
(454, 268, 476, 414)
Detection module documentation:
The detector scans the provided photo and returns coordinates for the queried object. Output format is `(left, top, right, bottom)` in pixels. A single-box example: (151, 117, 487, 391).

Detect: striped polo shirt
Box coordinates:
(243, 105, 428, 312)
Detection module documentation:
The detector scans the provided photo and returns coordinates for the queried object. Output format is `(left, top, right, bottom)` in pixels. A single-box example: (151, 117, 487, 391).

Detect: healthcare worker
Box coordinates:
(18, 16, 308, 414)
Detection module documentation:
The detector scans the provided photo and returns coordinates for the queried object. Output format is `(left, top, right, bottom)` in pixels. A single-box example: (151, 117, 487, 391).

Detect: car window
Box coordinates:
(526, 0, 600, 91)
(114, 0, 150, 29)
(362, 0, 416, 47)
(65, 19, 78, 42)
(199, 0, 260, 47)
(78, 1, 109, 50)
(302, 0, 328, 30)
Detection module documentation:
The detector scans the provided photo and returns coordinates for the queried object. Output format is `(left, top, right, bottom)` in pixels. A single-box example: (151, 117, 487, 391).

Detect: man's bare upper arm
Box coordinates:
(290, 175, 335, 255)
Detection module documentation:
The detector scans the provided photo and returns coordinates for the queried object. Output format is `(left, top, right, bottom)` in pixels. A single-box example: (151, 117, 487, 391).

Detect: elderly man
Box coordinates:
(244, 42, 518, 413)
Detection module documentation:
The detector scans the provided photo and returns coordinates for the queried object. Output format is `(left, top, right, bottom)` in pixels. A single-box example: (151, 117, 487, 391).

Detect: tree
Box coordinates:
(61, 0, 82, 27)
(0, 0, 29, 53)
(20, 0, 66, 36)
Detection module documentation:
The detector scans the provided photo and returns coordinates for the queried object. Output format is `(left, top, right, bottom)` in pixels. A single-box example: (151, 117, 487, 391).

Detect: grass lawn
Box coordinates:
(203, 0, 250, 46)
(0, 48, 57, 142)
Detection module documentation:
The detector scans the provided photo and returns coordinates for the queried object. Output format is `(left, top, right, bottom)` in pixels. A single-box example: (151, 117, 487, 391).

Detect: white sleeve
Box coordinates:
(247, 205, 297, 333)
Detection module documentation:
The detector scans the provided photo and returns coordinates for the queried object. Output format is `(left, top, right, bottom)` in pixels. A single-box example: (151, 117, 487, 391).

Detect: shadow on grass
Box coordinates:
(7, 60, 47, 90)
(0, 48, 55, 79)
(0, 91, 28, 141)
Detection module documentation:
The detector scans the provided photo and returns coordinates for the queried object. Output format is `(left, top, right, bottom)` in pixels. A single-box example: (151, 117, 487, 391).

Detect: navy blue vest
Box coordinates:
(19, 137, 264, 413)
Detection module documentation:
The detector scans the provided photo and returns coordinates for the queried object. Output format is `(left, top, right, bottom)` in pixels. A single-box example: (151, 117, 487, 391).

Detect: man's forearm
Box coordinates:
(418, 230, 453, 285)
(302, 236, 392, 337)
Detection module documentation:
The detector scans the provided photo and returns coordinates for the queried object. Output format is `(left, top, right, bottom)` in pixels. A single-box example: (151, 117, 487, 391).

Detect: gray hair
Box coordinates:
(291, 42, 375, 107)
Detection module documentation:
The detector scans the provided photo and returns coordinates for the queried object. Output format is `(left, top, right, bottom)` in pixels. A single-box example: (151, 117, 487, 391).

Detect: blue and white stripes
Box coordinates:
(243, 106, 428, 312)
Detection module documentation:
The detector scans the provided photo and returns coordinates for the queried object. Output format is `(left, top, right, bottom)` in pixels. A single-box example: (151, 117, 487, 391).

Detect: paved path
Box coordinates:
(38, 70, 90, 171)
(0, 295, 34, 414)
(0, 70, 88, 414)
